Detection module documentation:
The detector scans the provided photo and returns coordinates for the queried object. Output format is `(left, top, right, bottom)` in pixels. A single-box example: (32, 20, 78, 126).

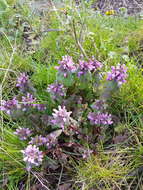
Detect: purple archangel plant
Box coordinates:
(46, 133, 58, 148)
(14, 127, 32, 140)
(77, 58, 103, 77)
(51, 106, 72, 131)
(56, 55, 77, 77)
(0, 97, 19, 115)
(47, 83, 66, 100)
(107, 64, 128, 86)
(77, 60, 94, 77)
(29, 130, 61, 148)
(21, 93, 36, 110)
(16, 73, 29, 91)
(29, 135, 47, 146)
(88, 57, 103, 73)
(88, 112, 113, 126)
(21, 145, 43, 171)
(3, 55, 129, 172)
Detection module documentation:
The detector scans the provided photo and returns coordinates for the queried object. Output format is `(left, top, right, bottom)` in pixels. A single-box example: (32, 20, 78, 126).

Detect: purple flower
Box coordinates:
(29, 135, 47, 146)
(0, 97, 19, 114)
(22, 93, 36, 109)
(77, 60, 94, 77)
(14, 128, 32, 140)
(92, 100, 107, 111)
(21, 145, 43, 170)
(77, 58, 102, 77)
(56, 55, 77, 77)
(88, 112, 113, 125)
(16, 73, 29, 90)
(29, 132, 59, 148)
(47, 83, 66, 100)
(51, 106, 72, 130)
(107, 64, 128, 85)
(88, 57, 103, 71)
(46, 133, 58, 148)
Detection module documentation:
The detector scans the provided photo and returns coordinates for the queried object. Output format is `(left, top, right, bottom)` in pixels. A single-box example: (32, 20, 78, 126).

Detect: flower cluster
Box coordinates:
(77, 60, 94, 77)
(22, 93, 46, 111)
(21, 145, 43, 170)
(107, 64, 128, 85)
(46, 133, 58, 148)
(47, 83, 66, 100)
(88, 112, 113, 125)
(29, 133, 58, 148)
(56, 55, 77, 77)
(14, 128, 32, 140)
(51, 106, 72, 130)
(56, 55, 103, 79)
(22, 93, 36, 107)
(1, 95, 46, 114)
(89, 58, 103, 71)
(0, 97, 19, 114)
(77, 58, 102, 77)
(29, 135, 47, 146)
(16, 73, 29, 90)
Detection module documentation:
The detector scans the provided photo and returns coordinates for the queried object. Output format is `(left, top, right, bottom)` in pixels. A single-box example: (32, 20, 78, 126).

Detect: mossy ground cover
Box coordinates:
(0, 0, 143, 189)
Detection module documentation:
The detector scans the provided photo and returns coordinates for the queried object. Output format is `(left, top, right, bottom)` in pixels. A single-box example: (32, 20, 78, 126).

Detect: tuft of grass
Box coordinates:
(75, 150, 132, 190)
(0, 0, 143, 189)
(0, 125, 26, 188)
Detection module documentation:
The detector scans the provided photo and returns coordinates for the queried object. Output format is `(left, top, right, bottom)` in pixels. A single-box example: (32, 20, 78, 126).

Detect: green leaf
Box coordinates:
(57, 73, 74, 87)
(0, 0, 8, 11)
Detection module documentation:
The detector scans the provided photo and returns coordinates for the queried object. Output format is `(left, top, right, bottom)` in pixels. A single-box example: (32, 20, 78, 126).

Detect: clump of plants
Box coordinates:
(0, 55, 128, 187)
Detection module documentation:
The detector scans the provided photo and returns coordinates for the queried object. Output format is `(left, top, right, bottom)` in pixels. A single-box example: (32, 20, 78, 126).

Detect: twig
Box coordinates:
(57, 164, 64, 190)
(82, 182, 85, 190)
(0, 68, 16, 73)
(72, 19, 88, 59)
(31, 171, 50, 190)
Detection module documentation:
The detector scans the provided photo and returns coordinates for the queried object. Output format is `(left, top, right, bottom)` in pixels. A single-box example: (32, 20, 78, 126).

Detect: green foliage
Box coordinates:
(110, 63, 143, 115)
(0, 0, 8, 10)
(0, 125, 26, 187)
(13, 54, 34, 71)
(75, 150, 131, 190)
(84, 15, 143, 61)
(0, 0, 143, 188)
(32, 64, 57, 87)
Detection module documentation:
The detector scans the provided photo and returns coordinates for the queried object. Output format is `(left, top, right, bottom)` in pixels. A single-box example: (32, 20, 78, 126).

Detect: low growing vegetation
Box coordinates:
(0, 0, 143, 189)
